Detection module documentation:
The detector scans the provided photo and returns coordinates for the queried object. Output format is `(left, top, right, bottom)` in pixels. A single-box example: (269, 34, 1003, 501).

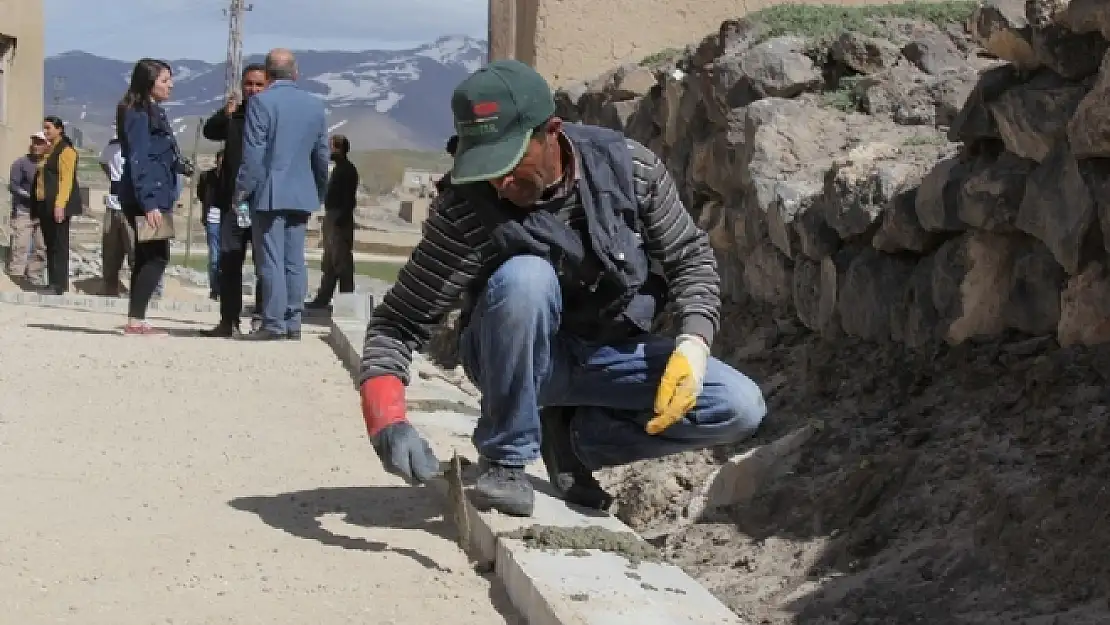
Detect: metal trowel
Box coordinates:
(441, 449, 472, 555)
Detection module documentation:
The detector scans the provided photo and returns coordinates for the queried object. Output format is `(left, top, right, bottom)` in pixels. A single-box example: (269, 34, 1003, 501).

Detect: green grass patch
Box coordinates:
(820, 74, 866, 112)
(751, 1, 978, 42)
(169, 253, 404, 282)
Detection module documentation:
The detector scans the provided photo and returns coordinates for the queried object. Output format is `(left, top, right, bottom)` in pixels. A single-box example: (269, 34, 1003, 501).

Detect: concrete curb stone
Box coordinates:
(0, 290, 222, 315)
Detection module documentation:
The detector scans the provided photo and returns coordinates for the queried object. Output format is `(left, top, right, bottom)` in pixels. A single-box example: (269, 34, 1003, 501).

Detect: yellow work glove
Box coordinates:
(647, 334, 710, 435)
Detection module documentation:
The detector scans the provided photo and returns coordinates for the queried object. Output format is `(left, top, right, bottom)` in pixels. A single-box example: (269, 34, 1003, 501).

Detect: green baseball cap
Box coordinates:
(450, 59, 555, 184)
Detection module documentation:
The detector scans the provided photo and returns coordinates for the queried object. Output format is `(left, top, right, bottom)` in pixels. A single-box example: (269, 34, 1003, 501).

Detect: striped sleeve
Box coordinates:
(628, 139, 722, 346)
(359, 195, 484, 385)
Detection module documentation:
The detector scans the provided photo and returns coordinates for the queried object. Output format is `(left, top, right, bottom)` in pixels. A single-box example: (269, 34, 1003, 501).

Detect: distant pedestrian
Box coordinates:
(99, 135, 134, 297)
(200, 63, 267, 338)
(7, 131, 48, 285)
(198, 150, 224, 300)
(116, 58, 181, 335)
(307, 134, 359, 309)
(35, 116, 82, 295)
(433, 134, 459, 197)
(235, 49, 329, 341)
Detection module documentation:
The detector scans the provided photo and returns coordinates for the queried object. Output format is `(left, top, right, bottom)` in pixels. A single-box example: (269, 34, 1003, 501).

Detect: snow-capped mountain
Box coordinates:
(44, 36, 487, 152)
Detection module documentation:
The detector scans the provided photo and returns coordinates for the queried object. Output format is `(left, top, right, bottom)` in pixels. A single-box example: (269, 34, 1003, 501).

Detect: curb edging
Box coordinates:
(0, 290, 222, 315)
(326, 316, 747, 625)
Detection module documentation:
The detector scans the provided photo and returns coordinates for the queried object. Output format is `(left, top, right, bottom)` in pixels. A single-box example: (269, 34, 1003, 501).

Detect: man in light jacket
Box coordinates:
(234, 49, 329, 341)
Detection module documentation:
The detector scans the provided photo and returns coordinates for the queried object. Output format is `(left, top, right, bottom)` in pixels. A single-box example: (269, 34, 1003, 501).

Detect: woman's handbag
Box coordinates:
(135, 213, 176, 242)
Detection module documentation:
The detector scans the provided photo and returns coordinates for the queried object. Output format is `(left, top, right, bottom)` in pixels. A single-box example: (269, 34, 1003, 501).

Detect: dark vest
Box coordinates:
(457, 123, 666, 341)
(41, 137, 83, 218)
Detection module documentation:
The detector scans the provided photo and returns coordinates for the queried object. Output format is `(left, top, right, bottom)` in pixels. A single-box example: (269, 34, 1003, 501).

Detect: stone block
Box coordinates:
(1058, 261, 1110, 346)
(1069, 50, 1110, 158)
(838, 247, 916, 342)
(1015, 141, 1096, 274)
(332, 292, 375, 321)
(741, 238, 793, 306)
(986, 72, 1087, 163)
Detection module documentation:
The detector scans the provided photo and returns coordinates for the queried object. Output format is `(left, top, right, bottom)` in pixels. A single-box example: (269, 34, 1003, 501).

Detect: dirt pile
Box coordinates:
(602, 301, 1110, 623)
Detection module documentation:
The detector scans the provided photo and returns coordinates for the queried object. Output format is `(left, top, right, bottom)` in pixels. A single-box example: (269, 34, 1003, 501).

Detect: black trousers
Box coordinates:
(314, 210, 355, 303)
(40, 216, 71, 294)
(218, 224, 253, 325)
(125, 214, 169, 320)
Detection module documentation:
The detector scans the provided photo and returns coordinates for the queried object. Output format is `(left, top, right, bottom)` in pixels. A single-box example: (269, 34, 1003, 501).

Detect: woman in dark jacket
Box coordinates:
(35, 115, 82, 294)
(116, 58, 181, 335)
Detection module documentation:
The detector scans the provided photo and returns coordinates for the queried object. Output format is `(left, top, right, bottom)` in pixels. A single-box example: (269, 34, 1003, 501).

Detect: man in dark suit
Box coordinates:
(306, 134, 359, 309)
(235, 48, 330, 341)
(200, 64, 266, 337)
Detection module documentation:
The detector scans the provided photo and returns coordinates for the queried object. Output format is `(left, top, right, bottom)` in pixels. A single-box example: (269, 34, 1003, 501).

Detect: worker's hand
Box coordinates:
(225, 94, 240, 115)
(361, 376, 440, 485)
(647, 334, 710, 435)
(53, 206, 64, 223)
(145, 209, 163, 230)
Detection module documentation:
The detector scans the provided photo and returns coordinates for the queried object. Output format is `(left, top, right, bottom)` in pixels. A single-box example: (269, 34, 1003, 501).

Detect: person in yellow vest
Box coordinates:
(34, 115, 82, 295)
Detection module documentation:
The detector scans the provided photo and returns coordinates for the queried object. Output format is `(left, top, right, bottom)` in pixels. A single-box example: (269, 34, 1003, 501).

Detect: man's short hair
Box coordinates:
(242, 63, 265, 77)
(331, 134, 350, 154)
(265, 50, 297, 81)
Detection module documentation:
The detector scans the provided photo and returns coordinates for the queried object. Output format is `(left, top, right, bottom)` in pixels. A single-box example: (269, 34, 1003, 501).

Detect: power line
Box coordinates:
(223, 0, 253, 97)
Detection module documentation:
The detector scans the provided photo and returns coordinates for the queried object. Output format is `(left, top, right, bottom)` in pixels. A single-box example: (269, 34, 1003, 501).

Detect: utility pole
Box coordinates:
(223, 0, 253, 97)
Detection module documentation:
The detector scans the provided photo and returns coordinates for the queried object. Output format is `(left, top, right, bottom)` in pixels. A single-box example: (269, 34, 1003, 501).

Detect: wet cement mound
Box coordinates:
(501, 524, 661, 565)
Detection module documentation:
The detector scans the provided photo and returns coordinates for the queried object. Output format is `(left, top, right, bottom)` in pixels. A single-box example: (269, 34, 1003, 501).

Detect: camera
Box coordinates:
(175, 156, 196, 177)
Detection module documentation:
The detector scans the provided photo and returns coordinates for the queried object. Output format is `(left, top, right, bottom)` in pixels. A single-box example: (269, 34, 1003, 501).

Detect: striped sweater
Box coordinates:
(359, 134, 720, 385)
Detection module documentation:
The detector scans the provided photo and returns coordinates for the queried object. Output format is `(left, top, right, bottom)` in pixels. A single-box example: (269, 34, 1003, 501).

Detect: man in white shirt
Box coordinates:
(99, 137, 133, 297)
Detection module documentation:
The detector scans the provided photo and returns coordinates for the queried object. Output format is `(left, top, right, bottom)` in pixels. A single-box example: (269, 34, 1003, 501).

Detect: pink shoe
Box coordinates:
(123, 322, 168, 336)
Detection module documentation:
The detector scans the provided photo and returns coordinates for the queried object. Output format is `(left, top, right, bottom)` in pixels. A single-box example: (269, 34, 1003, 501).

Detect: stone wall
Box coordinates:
(554, 0, 1110, 349)
(489, 0, 909, 87)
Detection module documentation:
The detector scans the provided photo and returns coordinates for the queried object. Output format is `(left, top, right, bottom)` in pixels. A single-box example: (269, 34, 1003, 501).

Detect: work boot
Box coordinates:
(473, 458, 534, 517)
(540, 407, 614, 511)
(200, 321, 240, 338)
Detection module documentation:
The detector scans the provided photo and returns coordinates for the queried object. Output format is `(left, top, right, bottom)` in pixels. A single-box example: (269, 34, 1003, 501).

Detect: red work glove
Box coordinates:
(360, 376, 440, 484)
(360, 375, 408, 436)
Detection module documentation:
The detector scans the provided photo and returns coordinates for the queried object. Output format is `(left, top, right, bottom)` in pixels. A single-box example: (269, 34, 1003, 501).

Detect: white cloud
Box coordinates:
(46, 0, 487, 61)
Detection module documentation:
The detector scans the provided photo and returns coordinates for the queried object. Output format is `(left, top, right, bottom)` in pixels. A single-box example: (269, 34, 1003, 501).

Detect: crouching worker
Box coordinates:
(358, 60, 768, 517)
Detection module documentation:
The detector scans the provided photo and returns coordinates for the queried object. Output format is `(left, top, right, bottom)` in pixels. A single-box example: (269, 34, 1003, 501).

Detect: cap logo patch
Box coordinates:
(457, 120, 499, 137)
(473, 101, 500, 117)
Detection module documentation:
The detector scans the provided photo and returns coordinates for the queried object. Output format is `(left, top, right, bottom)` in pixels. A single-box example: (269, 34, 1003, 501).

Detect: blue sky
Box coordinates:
(46, 0, 488, 61)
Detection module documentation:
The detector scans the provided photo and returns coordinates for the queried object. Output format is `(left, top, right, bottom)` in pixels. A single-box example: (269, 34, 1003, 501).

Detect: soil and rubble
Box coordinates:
(526, 1, 1110, 622)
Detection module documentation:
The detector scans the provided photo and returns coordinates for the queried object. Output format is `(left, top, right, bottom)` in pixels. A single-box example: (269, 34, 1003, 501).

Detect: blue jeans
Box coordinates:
(251, 209, 309, 334)
(459, 255, 768, 469)
(205, 219, 221, 295)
